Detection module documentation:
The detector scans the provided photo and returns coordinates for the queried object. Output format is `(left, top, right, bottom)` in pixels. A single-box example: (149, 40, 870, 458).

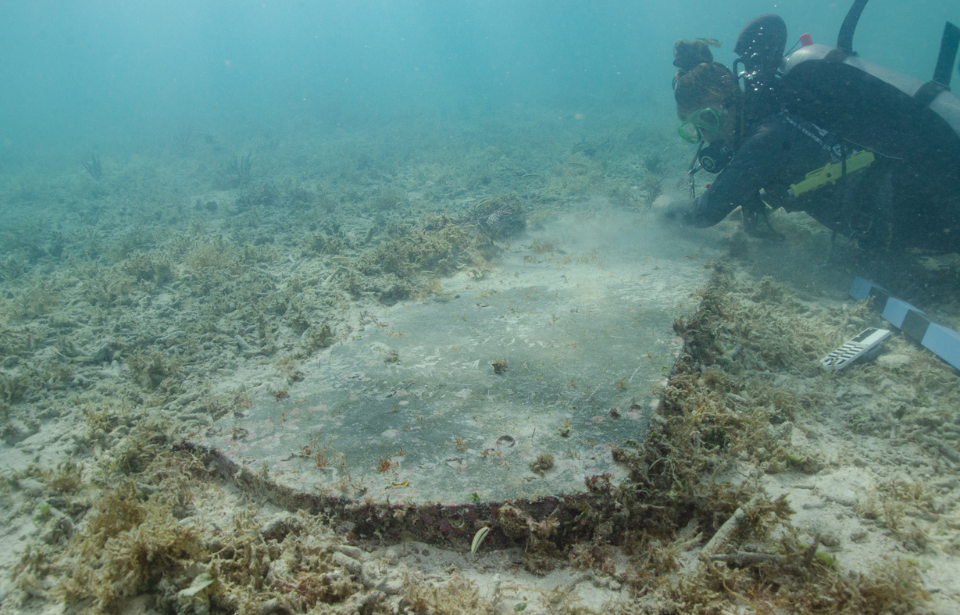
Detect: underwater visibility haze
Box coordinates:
(2, 0, 956, 157)
(1, 1, 960, 614)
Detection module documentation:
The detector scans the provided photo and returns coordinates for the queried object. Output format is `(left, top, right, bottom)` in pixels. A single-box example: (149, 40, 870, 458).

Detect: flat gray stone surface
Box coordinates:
(193, 212, 720, 504)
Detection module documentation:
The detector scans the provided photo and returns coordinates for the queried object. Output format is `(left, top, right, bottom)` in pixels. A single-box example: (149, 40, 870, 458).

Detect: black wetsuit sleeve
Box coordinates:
(683, 119, 787, 227)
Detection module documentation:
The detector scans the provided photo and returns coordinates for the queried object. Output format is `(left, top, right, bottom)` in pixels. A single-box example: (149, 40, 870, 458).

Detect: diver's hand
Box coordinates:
(654, 195, 695, 225)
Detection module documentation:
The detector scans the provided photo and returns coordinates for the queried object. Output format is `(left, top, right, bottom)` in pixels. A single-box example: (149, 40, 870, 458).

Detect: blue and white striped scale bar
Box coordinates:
(850, 277, 960, 371)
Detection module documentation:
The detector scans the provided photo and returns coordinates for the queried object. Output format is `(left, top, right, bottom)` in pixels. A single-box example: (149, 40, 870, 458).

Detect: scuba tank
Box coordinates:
(729, 0, 960, 251)
(744, 0, 960, 182)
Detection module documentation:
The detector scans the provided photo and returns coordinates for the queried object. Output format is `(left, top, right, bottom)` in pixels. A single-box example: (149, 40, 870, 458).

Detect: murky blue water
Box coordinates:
(1, 0, 955, 161)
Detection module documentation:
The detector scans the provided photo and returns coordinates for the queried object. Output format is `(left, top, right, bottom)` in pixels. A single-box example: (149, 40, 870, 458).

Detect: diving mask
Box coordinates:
(678, 107, 722, 144)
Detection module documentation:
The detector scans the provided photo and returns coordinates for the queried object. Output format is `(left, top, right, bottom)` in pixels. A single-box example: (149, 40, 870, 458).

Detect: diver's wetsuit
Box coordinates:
(670, 112, 960, 253)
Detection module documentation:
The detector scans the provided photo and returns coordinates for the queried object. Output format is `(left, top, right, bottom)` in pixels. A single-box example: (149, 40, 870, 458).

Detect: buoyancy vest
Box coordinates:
(779, 43, 960, 185)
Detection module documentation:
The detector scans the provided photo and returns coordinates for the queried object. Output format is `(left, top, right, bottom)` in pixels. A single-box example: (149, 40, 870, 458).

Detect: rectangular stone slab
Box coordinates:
(191, 214, 719, 506)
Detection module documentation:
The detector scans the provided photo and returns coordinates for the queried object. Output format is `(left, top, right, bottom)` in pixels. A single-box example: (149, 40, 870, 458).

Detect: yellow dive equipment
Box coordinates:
(787, 150, 875, 198)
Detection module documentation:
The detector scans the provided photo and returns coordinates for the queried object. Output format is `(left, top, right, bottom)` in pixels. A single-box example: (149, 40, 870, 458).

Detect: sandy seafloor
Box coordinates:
(2, 108, 960, 614)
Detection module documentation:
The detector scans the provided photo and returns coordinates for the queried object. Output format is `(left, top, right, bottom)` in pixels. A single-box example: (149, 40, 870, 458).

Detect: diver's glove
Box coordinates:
(656, 197, 696, 225)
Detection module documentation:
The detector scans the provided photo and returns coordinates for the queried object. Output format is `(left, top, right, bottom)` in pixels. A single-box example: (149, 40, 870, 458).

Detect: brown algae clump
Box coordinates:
(529, 453, 554, 476)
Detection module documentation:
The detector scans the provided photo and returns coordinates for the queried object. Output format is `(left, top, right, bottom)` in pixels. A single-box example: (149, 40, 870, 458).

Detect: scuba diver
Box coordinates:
(659, 0, 960, 255)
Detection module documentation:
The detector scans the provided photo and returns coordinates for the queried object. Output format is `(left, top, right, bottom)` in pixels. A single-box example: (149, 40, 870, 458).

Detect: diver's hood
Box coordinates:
(734, 14, 787, 77)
